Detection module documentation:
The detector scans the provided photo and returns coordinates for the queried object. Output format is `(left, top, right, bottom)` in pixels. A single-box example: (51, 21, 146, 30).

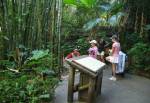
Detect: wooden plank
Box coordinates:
(96, 71, 103, 96)
(88, 78, 96, 103)
(78, 84, 89, 91)
(67, 66, 75, 103)
(73, 83, 89, 92)
(79, 73, 89, 102)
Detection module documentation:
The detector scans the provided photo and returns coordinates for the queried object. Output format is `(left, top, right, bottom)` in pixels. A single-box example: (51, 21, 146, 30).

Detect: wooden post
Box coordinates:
(68, 66, 75, 103)
(96, 71, 103, 96)
(99, 72, 103, 95)
(88, 78, 96, 103)
(78, 73, 89, 101)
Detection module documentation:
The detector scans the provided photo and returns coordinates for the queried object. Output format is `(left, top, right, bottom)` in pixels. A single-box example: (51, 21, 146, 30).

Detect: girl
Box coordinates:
(106, 35, 120, 81)
(88, 40, 98, 59)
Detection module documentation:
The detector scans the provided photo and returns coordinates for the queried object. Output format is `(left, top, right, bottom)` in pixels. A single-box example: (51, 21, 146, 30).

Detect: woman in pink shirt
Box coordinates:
(88, 40, 98, 59)
(106, 35, 120, 81)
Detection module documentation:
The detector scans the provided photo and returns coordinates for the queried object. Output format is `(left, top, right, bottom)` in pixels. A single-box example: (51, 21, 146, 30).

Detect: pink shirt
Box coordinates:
(88, 46, 98, 58)
(112, 42, 120, 57)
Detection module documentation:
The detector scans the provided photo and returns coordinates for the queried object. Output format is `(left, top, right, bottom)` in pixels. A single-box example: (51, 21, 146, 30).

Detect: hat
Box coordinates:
(73, 48, 79, 51)
(89, 40, 97, 44)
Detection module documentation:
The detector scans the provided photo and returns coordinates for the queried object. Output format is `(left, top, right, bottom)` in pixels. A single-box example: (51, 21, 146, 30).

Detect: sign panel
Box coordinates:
(73, 56, 105, 72)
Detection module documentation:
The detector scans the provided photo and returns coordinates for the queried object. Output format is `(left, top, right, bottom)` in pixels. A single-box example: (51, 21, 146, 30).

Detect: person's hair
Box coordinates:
(104, 43, 111, 49)
(111, 35, 118, 41)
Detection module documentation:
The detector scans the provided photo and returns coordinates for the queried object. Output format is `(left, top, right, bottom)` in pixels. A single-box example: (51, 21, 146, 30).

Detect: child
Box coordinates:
(88, 40, 98, 59)
(65, 49, 80, 59)
(106, 35, 120, 81)
(97, 38, 106, 62)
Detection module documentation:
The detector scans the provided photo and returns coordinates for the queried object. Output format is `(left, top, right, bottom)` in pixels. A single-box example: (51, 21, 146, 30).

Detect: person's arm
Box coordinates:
(112, 43, 115, 55)
(66, 53, 73, 59)
(77, 52, 80, 56)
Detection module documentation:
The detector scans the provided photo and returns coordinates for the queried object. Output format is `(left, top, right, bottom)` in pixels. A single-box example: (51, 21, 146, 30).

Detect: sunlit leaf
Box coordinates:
(83, 18, 102, 31)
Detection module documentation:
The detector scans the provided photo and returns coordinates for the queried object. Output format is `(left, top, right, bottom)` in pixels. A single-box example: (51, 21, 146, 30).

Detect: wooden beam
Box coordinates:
(88, 78, 96, 103)
(73, 84, 89, 92)
(78, 84, 89, 91)
(96, 71, 103, 96)
(67, 66, 75, 103)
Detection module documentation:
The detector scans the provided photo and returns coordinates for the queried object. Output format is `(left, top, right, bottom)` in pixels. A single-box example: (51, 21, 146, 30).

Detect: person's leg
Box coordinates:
(101, 55, 105, 62)
(100, 51, 105, 62)
(109, 63, 116, 81)
(112, 63, 116, 77)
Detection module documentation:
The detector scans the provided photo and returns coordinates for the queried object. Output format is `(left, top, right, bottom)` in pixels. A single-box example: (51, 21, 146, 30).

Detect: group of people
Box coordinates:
(65, 35, 121, 81)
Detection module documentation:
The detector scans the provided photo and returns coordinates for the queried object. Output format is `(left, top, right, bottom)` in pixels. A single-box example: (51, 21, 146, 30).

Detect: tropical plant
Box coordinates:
(0, 49, 59, 103)
(0, 71, 59, 103)
(128, 42, 150, 71)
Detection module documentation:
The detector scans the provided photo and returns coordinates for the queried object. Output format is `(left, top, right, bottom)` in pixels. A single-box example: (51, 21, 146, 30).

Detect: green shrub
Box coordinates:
(0, 72, 59, 103)
(76, 37, 89, 54)
(62, 37, 89, 56)
(0, 49, 59, 103)
(124, 33, 142, 50)
(128, 42, 150, 71)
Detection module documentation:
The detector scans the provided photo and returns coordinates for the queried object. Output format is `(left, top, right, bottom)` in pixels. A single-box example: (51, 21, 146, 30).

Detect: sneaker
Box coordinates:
(109, 76, 117, 81)
(109, 76, 113, 80)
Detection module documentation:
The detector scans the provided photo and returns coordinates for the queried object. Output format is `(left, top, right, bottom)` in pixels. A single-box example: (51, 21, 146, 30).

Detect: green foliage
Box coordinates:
(83, 18, 102, 31)
(61, 42, 75, 56)
(0, 0, 63, 69)
(62, 36, 89, 57)
(0, 71, 59, 103)
(0, 60, 15, 69)
(28, 50, 49, 60)
(63, 0, 124, 39)
(109, 2, 124, 16)
(124, 33, 142, 49)
(128, 42, 150, 71)
(79, 0, 96, 8)
(24, 50, 54, 71)
(0, 49, 59, 102)
(64, 0, 77, 5)
(76, 37, 89, 54)
(64, 0, 97, 8)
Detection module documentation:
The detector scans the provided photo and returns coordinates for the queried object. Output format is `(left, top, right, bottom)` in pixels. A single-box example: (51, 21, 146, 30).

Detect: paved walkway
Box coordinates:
(54, 67, 150, 103)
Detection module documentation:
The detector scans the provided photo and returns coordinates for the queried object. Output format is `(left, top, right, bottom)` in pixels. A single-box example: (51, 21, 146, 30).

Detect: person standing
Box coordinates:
(106, 35, 120, 81)
(97, 38, 106, 62)
(88, 40, 98, 59)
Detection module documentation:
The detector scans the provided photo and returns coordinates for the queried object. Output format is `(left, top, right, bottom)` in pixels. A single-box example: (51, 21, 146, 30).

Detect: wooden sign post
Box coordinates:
(66, 55, 105, 103)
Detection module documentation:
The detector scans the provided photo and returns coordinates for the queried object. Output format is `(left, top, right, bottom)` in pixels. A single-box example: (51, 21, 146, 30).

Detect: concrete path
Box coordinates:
(54, 67, 150, 103)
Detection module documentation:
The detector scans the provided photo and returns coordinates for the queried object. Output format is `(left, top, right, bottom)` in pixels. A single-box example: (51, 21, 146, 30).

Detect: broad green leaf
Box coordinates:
(83, 18, 102, 31)
(80, 0, 96, 8)
(29, 50, 49, 60)
(64, 0, 77, 5)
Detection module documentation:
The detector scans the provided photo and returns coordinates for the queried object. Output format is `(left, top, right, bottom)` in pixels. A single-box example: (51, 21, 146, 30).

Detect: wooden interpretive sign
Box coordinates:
(66, 55, 106, 103)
